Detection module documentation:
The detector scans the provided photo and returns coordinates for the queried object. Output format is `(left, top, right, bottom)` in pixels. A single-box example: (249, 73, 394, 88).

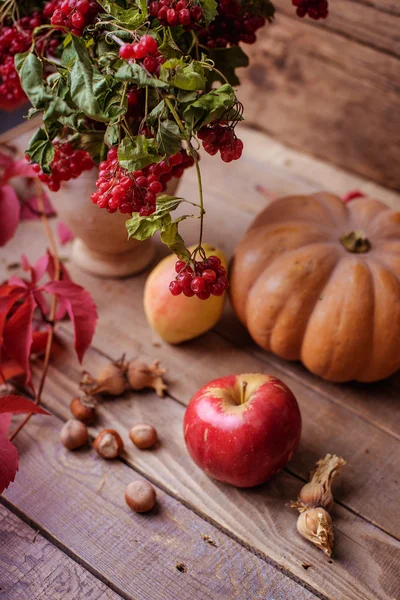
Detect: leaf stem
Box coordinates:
(164, 95, 205, 248)
(9, 180, 60, 442)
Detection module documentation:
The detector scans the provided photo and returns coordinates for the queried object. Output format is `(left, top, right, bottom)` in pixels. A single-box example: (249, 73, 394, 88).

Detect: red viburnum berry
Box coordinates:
(169, 255, 229, 300)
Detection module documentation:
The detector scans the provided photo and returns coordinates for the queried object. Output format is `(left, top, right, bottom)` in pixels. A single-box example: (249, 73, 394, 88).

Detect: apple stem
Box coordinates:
(240, 381, 248, 405)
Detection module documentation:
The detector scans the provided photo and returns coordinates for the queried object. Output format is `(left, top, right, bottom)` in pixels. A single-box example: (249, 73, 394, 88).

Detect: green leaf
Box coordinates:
(156, 120, 182, 156)
(43, 96, 75, 124)
(208, 46, 249, 86)
(160, 59, 206, 91)
(118, 135, 162, 172)
(15, 52, 53, 109)
(126, 211, 172, 241)
(69, 36, 120, 121)
(147, 100, 167, 126)
(158, 29, 182, 59)
(69, 37, 103, 118)
(25, 128, 55, 174)
(104, 123, 119, 147)
(155, 194, 183, 213)
(126, 194, 192, 258)
(199, 0, 217, 25)
(160, 221, 190, 259)
(96, 0, 147, 27)
(183, 84, 240, 130)
(115, 62, 169, 89)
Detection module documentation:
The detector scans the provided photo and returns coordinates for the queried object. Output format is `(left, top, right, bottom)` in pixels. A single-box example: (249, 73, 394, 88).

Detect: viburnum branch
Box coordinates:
(9, 180, 60, 441)
(164, 95, 205, 248)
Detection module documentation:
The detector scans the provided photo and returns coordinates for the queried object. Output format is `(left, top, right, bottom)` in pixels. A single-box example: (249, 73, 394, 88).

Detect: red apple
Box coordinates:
(183, 374, 301, 488)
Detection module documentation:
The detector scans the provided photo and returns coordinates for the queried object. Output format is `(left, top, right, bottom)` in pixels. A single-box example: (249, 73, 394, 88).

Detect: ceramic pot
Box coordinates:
(47, 169, 179, 278)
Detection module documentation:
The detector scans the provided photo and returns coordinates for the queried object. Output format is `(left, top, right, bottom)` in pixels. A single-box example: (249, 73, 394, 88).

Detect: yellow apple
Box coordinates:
(144, 244, 227, 344)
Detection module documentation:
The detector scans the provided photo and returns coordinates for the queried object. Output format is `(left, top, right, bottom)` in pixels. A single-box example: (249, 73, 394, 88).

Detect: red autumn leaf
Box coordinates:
(0, 413, 11, 436)
(21, 253, 49, 284)
(0, 359, 25, 384)
(0, 398, 49, 492)
(2, 294, 36, 383)
(0, 432, 19, 494)
(0, 394, 49, 415)
(57, 221, 74, 245)
(20, 192, 56, 220)
(3, 159, 37, 182)
(31, 330, 50, 354)
(0, 184, 20, 246)
(43, 281, 97, 362)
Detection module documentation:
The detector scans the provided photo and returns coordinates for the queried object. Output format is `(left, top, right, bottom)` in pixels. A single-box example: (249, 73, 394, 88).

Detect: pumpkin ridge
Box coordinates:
(312, 192, 349, 230)
(302, 256, 375, 381)
(354, 260, 376, 381)
(247, 244, 341, 358)
(273, 250, 340, 359)
(355, 258, 400, 381)
(242, 241, 340, 330)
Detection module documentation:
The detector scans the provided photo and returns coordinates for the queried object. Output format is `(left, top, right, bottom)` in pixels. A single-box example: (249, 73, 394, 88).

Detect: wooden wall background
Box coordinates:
(237, 0, 400, 190)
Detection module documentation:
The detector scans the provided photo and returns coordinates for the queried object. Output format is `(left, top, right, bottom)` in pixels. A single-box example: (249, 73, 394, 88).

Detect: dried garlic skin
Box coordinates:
(293, 454, 346, 511)
(291, 454, 346, 557)
(297, 508, 334, 557)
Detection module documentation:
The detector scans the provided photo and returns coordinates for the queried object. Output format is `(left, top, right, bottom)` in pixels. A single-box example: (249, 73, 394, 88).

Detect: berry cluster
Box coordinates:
(0, 13, 44, 110)
(119, 35, 166, 75)
(292, 0, 328, 19)
(47, 0, 101, 36)
(31, 142, 94, 192)
(198, 125, 243, 162)
(91, 147, 193, 216)
(169, 255, 229, 299)
(197, 0, 265, 48)
(149, 0, 204, 28)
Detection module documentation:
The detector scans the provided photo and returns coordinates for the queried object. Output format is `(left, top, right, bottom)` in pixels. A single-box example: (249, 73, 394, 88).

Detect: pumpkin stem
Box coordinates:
(340, 230, 371, 253)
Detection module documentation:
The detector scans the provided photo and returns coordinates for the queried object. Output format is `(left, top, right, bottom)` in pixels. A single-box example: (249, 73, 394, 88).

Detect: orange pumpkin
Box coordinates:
(230, 193, 400, 383)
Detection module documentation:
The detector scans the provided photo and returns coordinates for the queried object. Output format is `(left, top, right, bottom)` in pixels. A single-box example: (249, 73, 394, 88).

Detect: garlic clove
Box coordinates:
(292, 454, 346, 511)
(297, 508, 334, 557)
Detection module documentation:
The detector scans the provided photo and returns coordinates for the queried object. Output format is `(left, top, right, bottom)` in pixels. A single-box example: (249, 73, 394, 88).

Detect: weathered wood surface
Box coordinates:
(1, 126, 400, 600)
(2, 416, 318, 600)
(273, 0, 400, 57)
(0, 505, 122, 600)
(238, 9, 400, 190)
(25, 335, 400, 600)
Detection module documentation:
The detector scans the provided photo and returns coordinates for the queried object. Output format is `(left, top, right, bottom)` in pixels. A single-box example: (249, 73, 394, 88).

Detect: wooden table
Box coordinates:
(1, 124, 400, 600)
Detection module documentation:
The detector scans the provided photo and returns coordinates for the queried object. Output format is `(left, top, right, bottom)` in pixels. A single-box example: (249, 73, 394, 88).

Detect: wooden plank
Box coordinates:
(26, 337, 400, 600)
(0, 505, 121, 600)
(273, 0, 400, 57)
(237, 14, 400, 189)
(2, 414, 318, 600)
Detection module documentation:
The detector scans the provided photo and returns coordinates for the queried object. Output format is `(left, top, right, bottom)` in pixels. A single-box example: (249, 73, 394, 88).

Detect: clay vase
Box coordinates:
(47, 169, 179, 278)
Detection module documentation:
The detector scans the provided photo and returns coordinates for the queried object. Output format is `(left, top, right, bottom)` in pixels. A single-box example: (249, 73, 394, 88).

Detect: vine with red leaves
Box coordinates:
(0, 149, 97, 494)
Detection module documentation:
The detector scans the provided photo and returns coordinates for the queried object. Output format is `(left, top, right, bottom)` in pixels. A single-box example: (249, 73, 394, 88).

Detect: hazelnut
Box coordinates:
(94, 429, 123, 459)
(60, 419, 89, 450)
(70, 396, 96, 425)
(129, 423, 158, 449)
(125, 480, 156, 513)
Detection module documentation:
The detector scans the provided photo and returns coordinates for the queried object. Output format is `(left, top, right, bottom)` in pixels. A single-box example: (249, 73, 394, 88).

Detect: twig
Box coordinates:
(9, 180, 60, 441)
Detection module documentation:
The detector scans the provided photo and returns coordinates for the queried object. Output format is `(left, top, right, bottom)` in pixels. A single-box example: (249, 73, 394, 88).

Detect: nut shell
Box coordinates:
(60, 419, 89, 450)
(94, 429, 123, 459)
(70, 397, 96, 425)
(125, 480, 156, 513)
(129, 423, 158, 449)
